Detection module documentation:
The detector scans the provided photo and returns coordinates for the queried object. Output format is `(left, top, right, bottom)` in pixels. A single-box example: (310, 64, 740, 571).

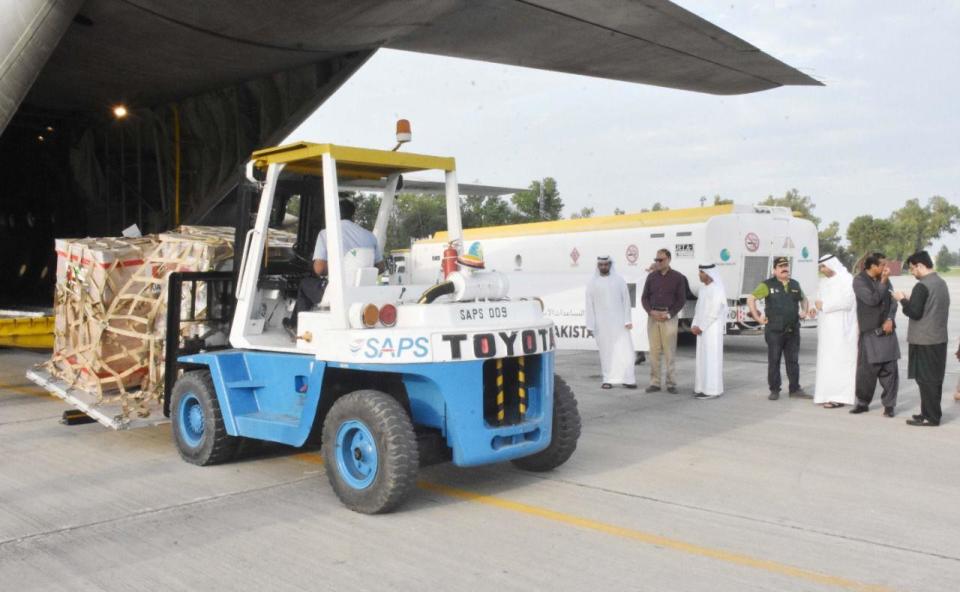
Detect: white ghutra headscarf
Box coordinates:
(698, 263, 729, 320)
(818, 254, 851, 280)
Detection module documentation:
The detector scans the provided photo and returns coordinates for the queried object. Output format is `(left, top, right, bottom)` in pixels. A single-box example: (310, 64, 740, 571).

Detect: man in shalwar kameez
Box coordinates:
(813, 255, 858, 408)
(893, 250, 951, 426)
(585, 256, 637, 390)
(691, 264, 727, 399)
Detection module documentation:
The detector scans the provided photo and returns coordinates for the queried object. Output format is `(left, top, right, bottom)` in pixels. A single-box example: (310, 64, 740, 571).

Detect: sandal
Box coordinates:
(823, 402, 845, 409)
(601, 383, 613, 390)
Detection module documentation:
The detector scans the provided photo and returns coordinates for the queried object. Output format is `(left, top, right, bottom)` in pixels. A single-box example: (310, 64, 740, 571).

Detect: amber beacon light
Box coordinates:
(393, 119, 412, 150)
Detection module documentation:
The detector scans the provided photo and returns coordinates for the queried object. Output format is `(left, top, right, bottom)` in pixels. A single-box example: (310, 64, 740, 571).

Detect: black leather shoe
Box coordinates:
(623, 383, 638, 390)
(906, 418, 940, 427)
(849, 405, 869, 414)
(768, 391, 780, 400)
(912, 414, 925, 422)
(883, 407, 895, 418)
(789, 388, 812, 399)
(645, 385, 661, 393)
(666, 386, 678, 394)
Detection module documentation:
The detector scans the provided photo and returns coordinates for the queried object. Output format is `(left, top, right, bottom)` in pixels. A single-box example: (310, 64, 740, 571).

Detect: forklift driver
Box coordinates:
(282, 198, 385, 338)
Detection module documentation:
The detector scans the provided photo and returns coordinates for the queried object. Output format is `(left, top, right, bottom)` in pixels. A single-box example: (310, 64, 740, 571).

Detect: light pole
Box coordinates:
(538, 181, 545, 219)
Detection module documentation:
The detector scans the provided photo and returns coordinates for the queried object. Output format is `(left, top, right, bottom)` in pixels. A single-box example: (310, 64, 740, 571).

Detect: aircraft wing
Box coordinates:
(389, 0, 820, 95)
(1, 0, 823, 240)
(14, 0, 818, 116)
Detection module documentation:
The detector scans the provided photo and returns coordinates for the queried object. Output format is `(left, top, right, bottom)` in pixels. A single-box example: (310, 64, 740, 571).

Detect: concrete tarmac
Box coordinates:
(1, 276, 959, 591)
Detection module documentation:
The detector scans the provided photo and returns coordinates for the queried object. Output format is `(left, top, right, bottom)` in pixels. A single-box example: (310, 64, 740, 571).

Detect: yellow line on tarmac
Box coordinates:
(418, 481, 894, 592)
(292, 451, 892, 592)
(294, 452, 325, 465)
(0, 381, 52, 398)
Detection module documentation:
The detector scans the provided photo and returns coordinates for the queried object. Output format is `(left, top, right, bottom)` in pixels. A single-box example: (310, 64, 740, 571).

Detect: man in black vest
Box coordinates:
(893, 250, 951, 426)
(748, 256, 813, 400)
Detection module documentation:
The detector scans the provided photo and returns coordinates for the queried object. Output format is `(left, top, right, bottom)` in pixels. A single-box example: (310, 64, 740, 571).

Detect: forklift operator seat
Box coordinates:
(319, 247, 378, 307)
(344, 247, 378, 287)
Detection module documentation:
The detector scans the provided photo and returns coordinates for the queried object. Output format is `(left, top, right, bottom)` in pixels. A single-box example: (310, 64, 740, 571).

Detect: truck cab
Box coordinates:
(171, 142, 580, 513)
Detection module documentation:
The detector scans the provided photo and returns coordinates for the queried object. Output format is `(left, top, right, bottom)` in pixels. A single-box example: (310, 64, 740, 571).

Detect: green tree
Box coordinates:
(935, 245, 954, 272)
(570, 206, 595, 219)
(352, 193, 380, 229)
(761, 188, 821, 226)
(760, 188, 842, 259)
(511, 178, 563, 221)
(889, 199, 925, 260)
(461, 195, 517, 228)
(846, 215, 897, 260)
(386, 193, 446, 251)
(285, 194, 301, 217)
(713, 195, 733, 205)
(641, 202, 669, 213)
(613, 207, 626, 215)
(890, 196, 960, 258)
(817, 221, 853, 267)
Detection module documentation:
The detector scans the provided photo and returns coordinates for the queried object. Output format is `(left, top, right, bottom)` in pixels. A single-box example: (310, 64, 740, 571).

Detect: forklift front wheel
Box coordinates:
(171, 370, 239, 466)
(322, 390, 418, 514)
(511, 376, 581, 472)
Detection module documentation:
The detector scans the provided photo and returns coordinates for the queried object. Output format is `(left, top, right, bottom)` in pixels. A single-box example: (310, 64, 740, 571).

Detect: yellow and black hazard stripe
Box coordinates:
(518, 356, 527, 420)
(496, 358, 505, 424)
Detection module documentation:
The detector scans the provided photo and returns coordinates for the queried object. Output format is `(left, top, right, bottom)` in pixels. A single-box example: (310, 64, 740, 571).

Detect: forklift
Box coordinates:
(162, 135, 581, 513)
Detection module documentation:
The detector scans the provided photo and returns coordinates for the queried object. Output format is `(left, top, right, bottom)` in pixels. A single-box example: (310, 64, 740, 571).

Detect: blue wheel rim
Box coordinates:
(177, 393, 205, 448)
(335, 419, 378, 490)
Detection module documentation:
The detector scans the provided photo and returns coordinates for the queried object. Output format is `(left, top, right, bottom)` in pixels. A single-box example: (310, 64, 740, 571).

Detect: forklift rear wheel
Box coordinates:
(322, 390, 418, 514)
(171, 370, 239, 465)
(511, 376, 581, 472)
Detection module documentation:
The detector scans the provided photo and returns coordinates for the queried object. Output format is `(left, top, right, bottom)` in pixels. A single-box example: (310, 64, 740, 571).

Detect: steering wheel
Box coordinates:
(289, 245, 313, 270)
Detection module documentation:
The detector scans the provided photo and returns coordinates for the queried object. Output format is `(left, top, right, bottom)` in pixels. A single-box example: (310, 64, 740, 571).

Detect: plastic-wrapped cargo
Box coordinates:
(44, 226, 295, 423)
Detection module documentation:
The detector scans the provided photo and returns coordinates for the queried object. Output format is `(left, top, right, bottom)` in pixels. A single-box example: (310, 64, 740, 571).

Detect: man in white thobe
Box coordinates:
(585, 256, 637, 389)
(813, 254, 858, 408)
(691, 264, 728, 399)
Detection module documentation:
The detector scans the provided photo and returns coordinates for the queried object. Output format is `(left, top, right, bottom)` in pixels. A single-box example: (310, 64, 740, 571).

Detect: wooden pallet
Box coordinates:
(26, 367, 168, 430)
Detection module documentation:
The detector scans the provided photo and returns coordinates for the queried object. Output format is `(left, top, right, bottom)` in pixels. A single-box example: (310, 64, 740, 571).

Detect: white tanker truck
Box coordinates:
(398, 203, 819, 352)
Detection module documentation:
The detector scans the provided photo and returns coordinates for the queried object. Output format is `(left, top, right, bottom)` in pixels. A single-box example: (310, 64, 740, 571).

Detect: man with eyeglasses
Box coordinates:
(893, 250, 951, 426)
(640, 248, 688, 393)
(748, 256, 813, 400)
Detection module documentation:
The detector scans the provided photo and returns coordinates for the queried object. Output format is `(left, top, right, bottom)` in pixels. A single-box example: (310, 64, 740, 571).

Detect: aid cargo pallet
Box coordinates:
(25, 367, 168, 430)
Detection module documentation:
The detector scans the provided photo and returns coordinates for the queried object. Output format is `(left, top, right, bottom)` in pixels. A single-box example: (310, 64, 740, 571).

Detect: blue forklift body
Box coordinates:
(178, 350, 555, 466)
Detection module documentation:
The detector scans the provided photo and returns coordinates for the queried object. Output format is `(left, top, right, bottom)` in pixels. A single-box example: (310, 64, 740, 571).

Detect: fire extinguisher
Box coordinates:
(442, 242, 459, 278)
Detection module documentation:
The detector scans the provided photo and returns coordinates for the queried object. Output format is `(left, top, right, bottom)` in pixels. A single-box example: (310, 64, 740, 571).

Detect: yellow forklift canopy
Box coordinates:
(251, 143, 456, 180)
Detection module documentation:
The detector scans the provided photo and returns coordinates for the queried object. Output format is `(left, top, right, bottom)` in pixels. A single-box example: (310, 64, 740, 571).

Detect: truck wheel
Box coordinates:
(171, 370, 238, 466)
(322, 390, 418, 514)
(512, 376, 581, 472)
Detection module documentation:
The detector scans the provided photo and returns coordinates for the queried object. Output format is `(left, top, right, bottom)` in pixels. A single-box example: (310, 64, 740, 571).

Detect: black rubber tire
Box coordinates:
(322, 390, 419, 514)
(511, 375, 581, 472)
(170, 370, 239, 466)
